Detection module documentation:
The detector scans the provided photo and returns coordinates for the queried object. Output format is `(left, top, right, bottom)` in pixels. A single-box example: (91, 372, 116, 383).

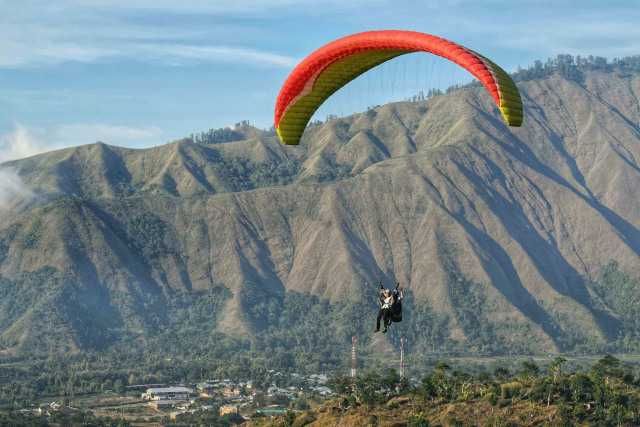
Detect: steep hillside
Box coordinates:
(1, 60, 640, 361)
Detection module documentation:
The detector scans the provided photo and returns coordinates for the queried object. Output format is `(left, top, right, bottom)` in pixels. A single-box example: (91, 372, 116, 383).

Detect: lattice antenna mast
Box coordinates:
(400, 337, 406, 379)
(351, 336, 358, 378)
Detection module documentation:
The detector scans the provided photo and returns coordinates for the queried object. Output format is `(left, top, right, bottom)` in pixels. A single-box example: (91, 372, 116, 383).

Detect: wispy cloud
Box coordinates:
(2, 0, 639, 71)
(0, 125, 49, 163)
(0, 41, 297, 69)
(0, 1, 305, 69)
(0, 168, 34, 211)
(139, 44, 298, 67)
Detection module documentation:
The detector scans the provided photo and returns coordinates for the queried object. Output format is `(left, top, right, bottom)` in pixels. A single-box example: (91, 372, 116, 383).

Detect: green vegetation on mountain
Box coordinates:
(590, 262, 640, 352)
(512, 54, 640, 83)
(1, 265, 639, 412)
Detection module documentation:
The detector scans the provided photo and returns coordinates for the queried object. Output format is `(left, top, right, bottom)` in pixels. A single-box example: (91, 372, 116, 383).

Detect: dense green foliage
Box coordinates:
(0, 411, 131, 426)
(0, 267, 118, 353)
(0, 265, 234, 355)
(0, 285, 444, 406)
(245, 290, 371, 372)
(164, 411, 241, 427)
(220, 156, 300, 189)
(511, 54, 640, 83)
(328, 355, 640, 426)
(590, 261, 640, 352)
(189, 121, 250, 145)
(2, 260, 640, 407)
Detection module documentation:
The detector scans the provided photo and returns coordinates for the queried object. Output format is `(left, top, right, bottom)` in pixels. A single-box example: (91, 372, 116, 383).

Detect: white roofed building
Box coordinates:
(142, 386, 192, 402)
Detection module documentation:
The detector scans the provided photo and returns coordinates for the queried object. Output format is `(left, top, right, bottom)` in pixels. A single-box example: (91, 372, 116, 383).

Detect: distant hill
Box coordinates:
(1, 56, 640, 365)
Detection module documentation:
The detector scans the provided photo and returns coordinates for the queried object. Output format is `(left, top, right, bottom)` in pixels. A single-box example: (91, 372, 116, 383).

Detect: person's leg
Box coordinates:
(376, 309, 383, 332)
(382, 309, 390, 332)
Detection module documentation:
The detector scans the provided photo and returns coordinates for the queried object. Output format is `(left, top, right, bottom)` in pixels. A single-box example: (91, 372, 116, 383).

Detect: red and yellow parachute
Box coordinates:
(274, 30, 523, 145)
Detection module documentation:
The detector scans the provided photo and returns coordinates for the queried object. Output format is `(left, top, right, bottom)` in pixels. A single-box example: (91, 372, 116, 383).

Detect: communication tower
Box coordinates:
(400, 337, 406, 379)
(351, 336, 358, 378)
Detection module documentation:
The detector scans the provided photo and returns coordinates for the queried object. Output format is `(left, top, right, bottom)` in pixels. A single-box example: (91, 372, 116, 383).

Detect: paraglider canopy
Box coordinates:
(275, 30, 523, 145)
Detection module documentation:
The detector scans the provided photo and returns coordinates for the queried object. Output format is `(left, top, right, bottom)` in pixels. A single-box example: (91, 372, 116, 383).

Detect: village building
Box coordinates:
(222, 385, 241, 398)
(219, 404, 239, 416)
(142, 386, 193, 402)
(197, 382, 217, 398)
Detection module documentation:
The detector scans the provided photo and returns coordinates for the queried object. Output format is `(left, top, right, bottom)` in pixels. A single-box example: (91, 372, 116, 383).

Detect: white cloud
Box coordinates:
(135, 44, 297, 67)
(0, 125, 49, 163)
(0, 1, 301, 69)
(0, 168, 34, 211)
(2, 0, 639, 71)
(3, 0, 637, 71)
(0, 40, 297, 69)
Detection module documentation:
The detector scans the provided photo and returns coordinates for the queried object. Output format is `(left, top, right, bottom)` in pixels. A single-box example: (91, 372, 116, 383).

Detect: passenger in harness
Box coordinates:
(375, 282, 404, 333)
(390, 282, 404, 323)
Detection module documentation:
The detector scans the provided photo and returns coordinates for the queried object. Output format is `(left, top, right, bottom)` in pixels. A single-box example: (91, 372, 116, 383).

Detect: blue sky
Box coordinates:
(1, 0, 639, 160)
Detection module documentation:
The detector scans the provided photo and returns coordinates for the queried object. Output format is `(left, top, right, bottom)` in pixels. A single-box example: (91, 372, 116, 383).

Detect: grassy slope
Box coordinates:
(251, 396, 559, 427)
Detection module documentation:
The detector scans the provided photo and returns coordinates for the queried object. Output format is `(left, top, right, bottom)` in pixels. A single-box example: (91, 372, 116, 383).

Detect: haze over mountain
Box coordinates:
(1, 57, 639, 361)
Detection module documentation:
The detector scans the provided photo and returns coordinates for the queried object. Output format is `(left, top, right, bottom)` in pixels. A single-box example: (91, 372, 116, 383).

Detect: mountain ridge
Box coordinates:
(1, 61, 640, 362)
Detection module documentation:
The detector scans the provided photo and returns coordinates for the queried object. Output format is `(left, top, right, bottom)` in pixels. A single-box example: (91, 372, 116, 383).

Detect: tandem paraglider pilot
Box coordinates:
(375, 282, 404, 333)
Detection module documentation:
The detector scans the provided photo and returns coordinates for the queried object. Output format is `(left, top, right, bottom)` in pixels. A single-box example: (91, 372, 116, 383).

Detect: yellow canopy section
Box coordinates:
(478, 54, 523, 126)
(277, 50, 407, 145)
